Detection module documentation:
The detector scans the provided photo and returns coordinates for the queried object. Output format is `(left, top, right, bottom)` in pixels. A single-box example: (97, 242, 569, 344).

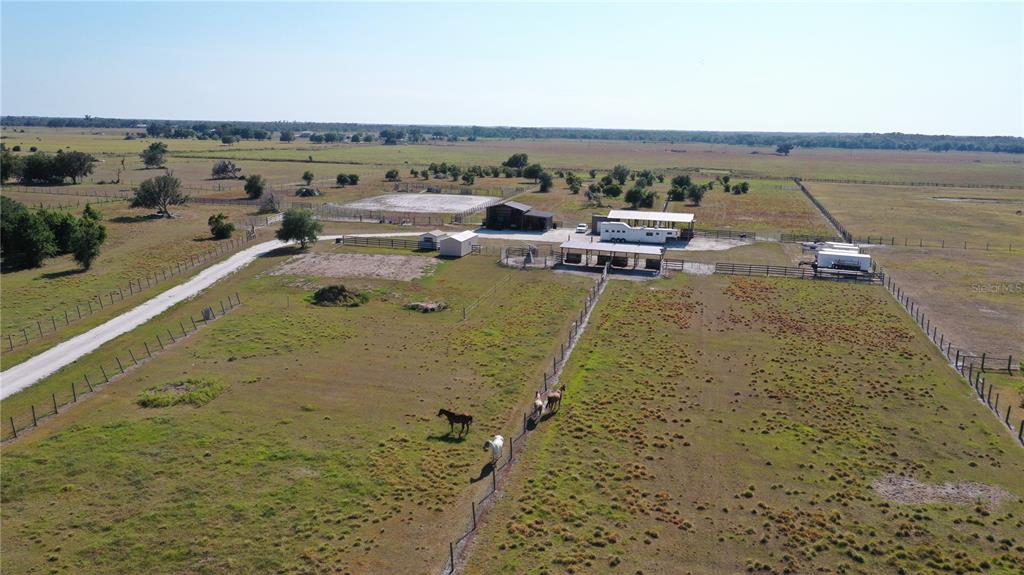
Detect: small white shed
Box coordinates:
(420, 230, 447, 250)
(439, 230, 478, 258)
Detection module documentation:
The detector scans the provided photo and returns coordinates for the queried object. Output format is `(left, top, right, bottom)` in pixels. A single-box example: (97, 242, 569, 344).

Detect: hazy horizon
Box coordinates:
(2, 2, 1021, 138)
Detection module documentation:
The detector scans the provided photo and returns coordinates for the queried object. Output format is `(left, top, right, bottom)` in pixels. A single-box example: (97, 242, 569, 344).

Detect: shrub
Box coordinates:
(258, 192, 281, 214)
(208, 213, 235, 239)
(295, 187, 320, 197)
(137, 378, 224, 408)
(312, 285, 369, 307)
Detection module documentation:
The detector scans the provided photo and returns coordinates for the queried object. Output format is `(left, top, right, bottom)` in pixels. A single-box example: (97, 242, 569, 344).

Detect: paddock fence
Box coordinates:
(3, 235, 260, 353)
(439, 265, 610, 575)
(2, 293, 243, 442)
(335, 236, 425, 250)
(713, 262, 885, 284)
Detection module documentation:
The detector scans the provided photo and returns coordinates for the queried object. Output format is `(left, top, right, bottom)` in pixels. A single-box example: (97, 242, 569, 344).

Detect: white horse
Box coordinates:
(483, 435, 504, 464)
(533, 391, 545, 419)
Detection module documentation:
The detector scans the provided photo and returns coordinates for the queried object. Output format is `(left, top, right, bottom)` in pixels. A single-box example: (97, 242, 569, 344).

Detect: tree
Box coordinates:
(538, 171, 553, 192)
(302, 170, 315, 185)
(140, 142, 168, 168)
(82, 202, 103, 221)
(687, 185, 706, 206)
(38, 209, 80, 253)
(656, 174, 665, 183)
(53, 150, 97, 183)
(502, 153, 529, 168)
(1, 149, 21, 181)
(208, 213, 235, 239)
(336, 173, 350, 186)
(461, 172, 475, 185)
(0, 197, 56, 268)
(211, 159, 241, 179)
(776, 143, 794, 156)
(738, 181, 750, 194)
(309, 133, 325, 144)
(71, 218, 107, 270)
(244, 174, 267, 199)
(350, 133, 362, 143)
(671, 174, 692, 189)
(611, 164, 630, 185)
(566, 173, 582, 194)
(588, 169, 598, 179)
(448, 166, 462, 181)
(523, 163, 544, 181)
(625, 186, 647, 208)
(668, 187, 687, 201)
(602, 183, 623, 198)
(384, 169, 400, 182)
(259, 193, 281, 214)
(221, 135, 238, 145)
(132, 174, 189, 217)
(276, 208, 322, 249)
(347, 174, 359, 185)
(279, 130, 295, 142)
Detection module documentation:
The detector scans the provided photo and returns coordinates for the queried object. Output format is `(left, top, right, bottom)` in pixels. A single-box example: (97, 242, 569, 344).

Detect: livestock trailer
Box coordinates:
(816, 249, 871, 271)
(598, 221, 679, 244)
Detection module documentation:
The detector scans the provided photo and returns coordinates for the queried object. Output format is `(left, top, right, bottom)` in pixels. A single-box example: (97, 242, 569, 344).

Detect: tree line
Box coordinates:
(6, 116, 1021, 154)
(1, 198, 107, 270)
(0, 149, 98, 184)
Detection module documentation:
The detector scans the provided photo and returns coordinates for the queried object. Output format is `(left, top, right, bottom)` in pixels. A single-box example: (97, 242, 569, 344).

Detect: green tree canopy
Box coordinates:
(71, 218, 107, 270)
(132, 174, 189, 217)
(140, 141, 168, 168)
(244, 174, 267, 199)
(276, 208, 322, 249)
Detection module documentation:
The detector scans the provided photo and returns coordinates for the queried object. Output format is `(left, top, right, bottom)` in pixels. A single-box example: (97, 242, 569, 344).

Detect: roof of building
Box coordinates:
(525, 209, 555, 219)
(501, 201, 532, 212)
(818, 249, 871, 258)
(421, 230, 447, 238)
(444, 230, 478, 242)
(560, 240, 664, 256)
(607, 209, 695, 224)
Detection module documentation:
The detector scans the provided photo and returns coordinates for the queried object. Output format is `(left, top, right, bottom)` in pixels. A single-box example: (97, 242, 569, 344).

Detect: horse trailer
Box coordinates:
(598, 221, 679, 244)
(816, 249, 871, 271)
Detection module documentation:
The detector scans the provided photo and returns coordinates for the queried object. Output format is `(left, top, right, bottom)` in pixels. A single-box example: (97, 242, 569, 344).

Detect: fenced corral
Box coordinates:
(391, 182, 525, 198)
(713, 262, 885, 284)
(957, 361, 1022, 446)
(3, 235, 260, 353)
(883, 272, 1019, 375)
(2, 294, 243, 442)
(440, 266, 610, 575)
(18, 196, 129, 211)
(301, 202, 456, 226)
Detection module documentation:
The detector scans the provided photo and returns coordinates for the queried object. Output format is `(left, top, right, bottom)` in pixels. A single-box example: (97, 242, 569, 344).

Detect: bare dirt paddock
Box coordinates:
(341, 193, 500, 213)
(270, 252, 436, 281)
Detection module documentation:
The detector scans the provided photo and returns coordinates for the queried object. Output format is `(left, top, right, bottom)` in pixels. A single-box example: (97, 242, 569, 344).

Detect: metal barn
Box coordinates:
(484, 201, 555, 231)
(439, 230, 478, 257)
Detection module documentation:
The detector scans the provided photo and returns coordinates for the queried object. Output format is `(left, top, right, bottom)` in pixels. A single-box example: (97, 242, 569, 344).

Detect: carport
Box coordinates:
(558, 240, 665, 270)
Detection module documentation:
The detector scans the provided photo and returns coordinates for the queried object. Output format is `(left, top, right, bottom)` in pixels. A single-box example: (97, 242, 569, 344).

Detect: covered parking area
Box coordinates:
(558, 240, 665, 270)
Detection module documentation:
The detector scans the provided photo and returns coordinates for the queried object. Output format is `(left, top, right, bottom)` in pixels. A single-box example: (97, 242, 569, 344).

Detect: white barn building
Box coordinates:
(439, 230, 478, 257)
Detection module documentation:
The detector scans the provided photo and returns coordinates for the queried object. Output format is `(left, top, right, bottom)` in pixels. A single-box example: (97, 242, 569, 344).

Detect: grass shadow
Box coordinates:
(110, 214, 163, 224)
(259, 245, 305, 258)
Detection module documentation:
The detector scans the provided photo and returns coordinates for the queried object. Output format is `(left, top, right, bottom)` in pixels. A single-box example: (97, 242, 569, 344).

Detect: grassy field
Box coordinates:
(0, 246, 594, 574)
(463, 274, 1024, 575)
(6, 127, 1023, 189)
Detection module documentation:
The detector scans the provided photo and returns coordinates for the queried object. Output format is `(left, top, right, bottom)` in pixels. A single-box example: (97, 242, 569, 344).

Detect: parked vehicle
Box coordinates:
(575, 223, 589, 234)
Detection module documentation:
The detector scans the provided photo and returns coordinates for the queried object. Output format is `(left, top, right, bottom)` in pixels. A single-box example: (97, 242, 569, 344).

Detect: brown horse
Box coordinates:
(438, 408, 473, 436)
(545, 386, 564, 413)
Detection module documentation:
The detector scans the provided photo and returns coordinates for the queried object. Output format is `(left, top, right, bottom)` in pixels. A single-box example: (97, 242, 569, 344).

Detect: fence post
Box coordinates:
(180, 321, 188, 335)
(84, 374, 93, 392)
(472, 501, 477, 531)
(1009, 356, 1014, 375)
(449, 542, 455, 575)
(156, 334, 164, 350)
(72, 381, 77, 402)
(491, 465, 497, 493)
(144, 341, 152, 358)
(101, 365, 109, 382)
(116, 356, 125, 374)
(52, 393, 58, 414)
(9, 417, 16, 439)
(129, 349, 138, 365)
(981, 353, 986, 372)
(65, 310, 70, 325)
(37, 321, 43, 337)
(986, 382, 993, 406)
(523, 412, 527, 433)
(955, 349, 960, 367)
(191, 317, 198, 330)
(32, 405, 37, 426)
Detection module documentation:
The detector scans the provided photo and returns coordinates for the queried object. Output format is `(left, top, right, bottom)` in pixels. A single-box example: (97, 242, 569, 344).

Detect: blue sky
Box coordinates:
(2, 2, 1021, 136)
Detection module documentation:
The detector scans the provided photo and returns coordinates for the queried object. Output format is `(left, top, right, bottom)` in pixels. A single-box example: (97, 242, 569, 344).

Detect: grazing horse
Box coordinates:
(483, 435, 504, 463)
(545, 386, 564, 414)
(532, 391, 546, 419)
(438, 408, 473, 436)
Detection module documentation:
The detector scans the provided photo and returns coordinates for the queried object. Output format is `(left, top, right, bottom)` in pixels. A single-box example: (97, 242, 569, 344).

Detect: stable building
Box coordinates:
(484, 201, 555, 231)
(559, 239, 665, 270)
(439, 230, 478, 258)
(593, 209, 695, 239)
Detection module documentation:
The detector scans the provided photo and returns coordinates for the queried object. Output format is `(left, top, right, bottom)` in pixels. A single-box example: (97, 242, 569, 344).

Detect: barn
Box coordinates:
(439, 230, 478, 257)
(484, 201, 555, 231)
(419, 230, 447, 250)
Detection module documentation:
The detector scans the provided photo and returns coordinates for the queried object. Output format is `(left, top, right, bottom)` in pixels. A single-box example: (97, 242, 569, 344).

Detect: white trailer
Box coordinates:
(823, 242, 861, 252)
(598, 221, 679, 244)
(816, 249, 871, 271)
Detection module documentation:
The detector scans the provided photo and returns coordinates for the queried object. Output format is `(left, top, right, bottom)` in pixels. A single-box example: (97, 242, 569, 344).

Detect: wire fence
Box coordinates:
(3, 235, 260, 353)
(958, 361, 1022, 446)
(713, 261, 885, 284)
(2, 293, 243, 442)
(440, 265, 610, 574)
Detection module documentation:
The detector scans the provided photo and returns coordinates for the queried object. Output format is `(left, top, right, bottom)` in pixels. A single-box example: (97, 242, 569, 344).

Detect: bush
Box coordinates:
(295, 187, 320, 197)
(208, 213, 235, 239)
(244, 174, 267, 199)
(258, 192, 281, 214)
(312, 285, 369, 307)
(137, 378, 224, 408)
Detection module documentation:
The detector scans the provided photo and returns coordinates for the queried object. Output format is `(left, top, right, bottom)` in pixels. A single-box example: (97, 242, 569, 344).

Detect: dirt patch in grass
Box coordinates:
(270, 252, 436, 281)
(873, 474, 1011, 507)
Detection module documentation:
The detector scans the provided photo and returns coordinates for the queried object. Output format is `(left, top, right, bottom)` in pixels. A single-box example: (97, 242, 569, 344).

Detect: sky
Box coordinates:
(1, 2, 1021, 137)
